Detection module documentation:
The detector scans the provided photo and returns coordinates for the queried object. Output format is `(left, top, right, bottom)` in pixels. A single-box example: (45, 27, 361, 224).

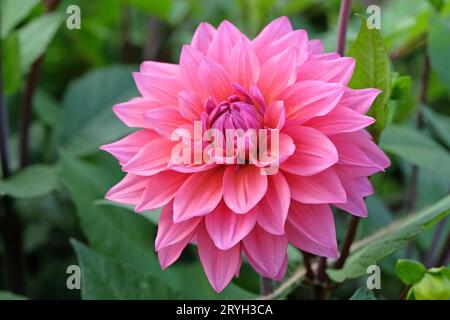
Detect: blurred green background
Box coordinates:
(0, 0, 449, 300)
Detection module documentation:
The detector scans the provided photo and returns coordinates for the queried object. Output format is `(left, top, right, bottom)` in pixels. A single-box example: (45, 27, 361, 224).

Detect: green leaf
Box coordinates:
(422, 106, 450, 149)
(412, 269, 450, 300)
(125, 0, 172, 21)
(327, 195, 450, 283)
(380, 125, 450, 177)
(18, 12, 63, 72)
(0, 164, 58, 199)
(71, 240, 182, 299)
(60, 66, 137, 156)
(390, 75, 412, 100)
(396, 259, 426, 285)
(349, 287, 377, 300)
(34, 90, 61, 128)
(429, 14, 450, 90)
(60, 152, 254, 299)
(1, 33, 21, 94)
(0, 0, 39, 39)
(0, 291, 28, 300)
(348, 17, 391, 140)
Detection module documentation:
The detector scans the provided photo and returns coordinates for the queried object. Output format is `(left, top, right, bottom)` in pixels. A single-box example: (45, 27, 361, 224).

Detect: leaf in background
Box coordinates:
(71, 240, 182, 299)
(34, 90, 61, 128)
(422, 106, 450, 149)
(0, 0, 39, 39)
(0, 164, 58, 199)
(348, 17, 391, 140)
(327, 195, 450, 283)
(349, 287, 377, 300)
(18, 12, 64, 72)
(0, 291, 28, 300)
(60, 66, 137, 156)
(390, 75, 412, 100)
(380, 125, 450, 177)
(396, 259, 426, 285)
(60, 152, 254, 299)
(1, 33, 21, 94)
(429, 14, 450, 90)
(125, 0, 172, 21)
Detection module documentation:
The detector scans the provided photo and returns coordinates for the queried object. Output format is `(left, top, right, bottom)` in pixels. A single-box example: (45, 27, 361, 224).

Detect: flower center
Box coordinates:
(203, 94, 263, 134)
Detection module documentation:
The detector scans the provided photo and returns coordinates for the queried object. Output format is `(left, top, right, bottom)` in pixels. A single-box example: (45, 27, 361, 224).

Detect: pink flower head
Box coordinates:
(101, 17, 390, 293)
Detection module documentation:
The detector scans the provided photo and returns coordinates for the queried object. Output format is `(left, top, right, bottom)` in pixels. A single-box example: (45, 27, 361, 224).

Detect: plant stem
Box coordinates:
(0, 33, 26, 295)
(300, 251, 315, 281)
(334, 216, 360, 269)
(336, 0, 352, 56)
(260, 277, 274, 295)
(19, 0, 59, 168)
(19, 56, 43, 168)
(424, 218, 447, 267)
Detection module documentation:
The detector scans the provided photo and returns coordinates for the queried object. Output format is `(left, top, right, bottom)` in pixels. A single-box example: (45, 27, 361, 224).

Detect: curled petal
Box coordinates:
(205, 201, 257, 250)
(256, 173, 290, 235)
(143, 107, 188, 139)
(155, 203, 202, 250)
(100, 130, 158, 165)
(284, 168, 347, 204)
(243, 225, 288, 279)
(198, 224, 241, 293)
(173, 168, 224, 222)
(136, 171, 189, 212)
(191, 22, 216, 54)
(223, 165, 268, 214)
(297, 57, 355, 85)
(252, 16, 293, 53)
(281, 126, 338, 176)
(105, 174, 149, 205)
(286, 202, 338, 258)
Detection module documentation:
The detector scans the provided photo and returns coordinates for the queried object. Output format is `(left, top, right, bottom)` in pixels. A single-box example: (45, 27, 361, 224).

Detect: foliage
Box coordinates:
(0, 0, 450, 300)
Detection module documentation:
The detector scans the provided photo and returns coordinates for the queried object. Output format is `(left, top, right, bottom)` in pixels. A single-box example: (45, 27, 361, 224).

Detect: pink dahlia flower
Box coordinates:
(101, 17, 390, 292)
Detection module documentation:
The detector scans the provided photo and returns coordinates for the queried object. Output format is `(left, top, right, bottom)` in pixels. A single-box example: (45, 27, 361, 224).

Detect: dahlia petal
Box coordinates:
(178, 90, 203, 121)
(227, 39, 260, 89)
(334, 170, 369, 217)
(173, 168, 223, 222)
(340, 88, 381, 114)
(135, 171, 189, 212)
(308, 39, 324, 54)
(331, 132, 390, 172)
(286, 202, 338, 258)
(179, 45, 209, 99)
(257, 47, 298, 103)
(243, 225, 288, 279)
(208, 20, 243, 65)
(264, 100, 285, 129)
(252, 16, 293, 53)
(281, 126, 338, 176)
(281, 80, 345, 125)
(205, 201, 257, 250)
(140, 61, 179, 76)
(191, 22, 216, 54)
(284, 168, 347, 204)
(256, 173, 290, 235)
(303, 106, 375, 135)
(198, 225, 241, 293)
(286, 201, 338, 258)
(297, 57, 355, 85)
(223, 165, 268, 214)
(112, 98, 161, 128)
(199, 58, 233, 101)
(257, 29, 308, 66)
(143, 107, 188, 139)
(105, 174, 149, 205)
(122, 138, 177, 176)
(158, 233, 192, 269)
(155, 203, 202, 250)
(133, 72, 182, 105)
(100, 130, 158, 165)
